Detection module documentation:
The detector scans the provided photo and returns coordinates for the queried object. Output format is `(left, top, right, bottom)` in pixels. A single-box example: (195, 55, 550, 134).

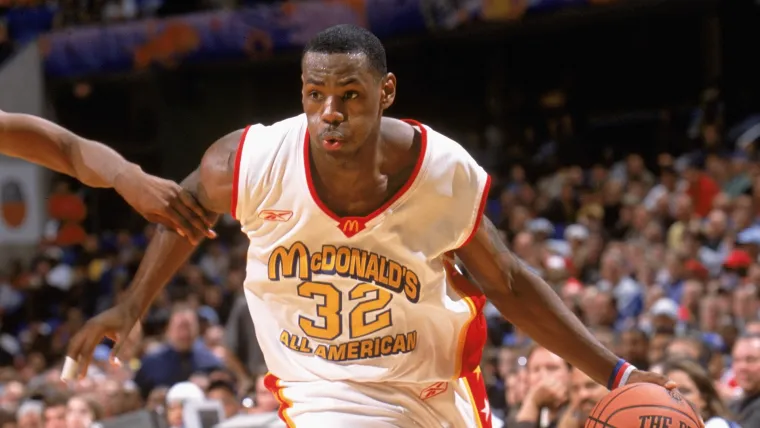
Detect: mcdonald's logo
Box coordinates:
(338, 218, 366, 238)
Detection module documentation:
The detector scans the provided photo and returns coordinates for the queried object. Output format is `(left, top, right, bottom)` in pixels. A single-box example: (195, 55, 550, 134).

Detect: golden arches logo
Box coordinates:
(343, 220, 360, 233)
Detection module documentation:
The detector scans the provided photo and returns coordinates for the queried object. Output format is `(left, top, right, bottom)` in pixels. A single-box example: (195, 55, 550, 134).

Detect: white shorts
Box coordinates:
(263, 369, 493, 428)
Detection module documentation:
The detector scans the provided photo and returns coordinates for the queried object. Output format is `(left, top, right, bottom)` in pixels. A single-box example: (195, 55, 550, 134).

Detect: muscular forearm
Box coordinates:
(457, 218, 618, 387)
(122, 226, 198, 317)
(122, 170, 220, 318)
(0, 112, 135, 188)
(494, 265, 618, 386)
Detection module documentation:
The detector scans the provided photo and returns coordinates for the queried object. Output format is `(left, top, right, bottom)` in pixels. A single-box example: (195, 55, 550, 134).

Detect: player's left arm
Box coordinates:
(454, 215, 673, 390)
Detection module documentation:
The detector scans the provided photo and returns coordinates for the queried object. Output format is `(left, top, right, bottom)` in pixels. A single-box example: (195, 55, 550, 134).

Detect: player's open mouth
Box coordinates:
(322, 138, 343, 150)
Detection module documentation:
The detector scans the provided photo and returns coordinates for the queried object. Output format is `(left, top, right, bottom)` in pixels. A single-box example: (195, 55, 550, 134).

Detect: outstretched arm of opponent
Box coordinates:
(0, 111, 214, 241)
(64, 129, 243, 378)
(455, 216, 672, 390)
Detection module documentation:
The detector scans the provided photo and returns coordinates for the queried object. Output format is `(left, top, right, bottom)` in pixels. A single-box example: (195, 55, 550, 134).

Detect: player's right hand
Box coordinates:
(114, 168, 216, 244)
(65, 304, 139, 380)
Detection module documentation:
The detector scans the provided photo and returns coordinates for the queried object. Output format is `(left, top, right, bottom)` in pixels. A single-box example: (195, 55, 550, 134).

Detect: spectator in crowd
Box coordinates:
(556, 367, 608, 428)
(618, 328, 650, 370)
(134, 304, 223, 399)
(513, 345, 571, 427)
(15, 400, 42, 428)
(164, 381, 204, 428)
(662, 359, 737, 428)
(41, 394, 66, 428)
(206, 380, 239, 419)
(731, 334, 760, 426)
(65, 395, 102, 428)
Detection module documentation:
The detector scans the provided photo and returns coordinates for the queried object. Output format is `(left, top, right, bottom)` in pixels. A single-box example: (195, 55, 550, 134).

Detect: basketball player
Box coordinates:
(0, 111, 215, 243)
(66, 25, 673, 427)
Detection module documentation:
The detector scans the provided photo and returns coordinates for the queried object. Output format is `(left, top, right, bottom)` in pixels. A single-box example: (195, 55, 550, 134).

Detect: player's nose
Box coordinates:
(321, 97, 345, 124)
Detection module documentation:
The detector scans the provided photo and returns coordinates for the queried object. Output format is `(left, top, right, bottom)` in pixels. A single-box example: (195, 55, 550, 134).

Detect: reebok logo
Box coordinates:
(420, 382, 448, 400)
(258, 210, 293, 222)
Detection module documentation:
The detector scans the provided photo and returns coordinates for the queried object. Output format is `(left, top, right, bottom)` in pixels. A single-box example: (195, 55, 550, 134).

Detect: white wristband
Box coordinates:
(618, 363, 637, 388)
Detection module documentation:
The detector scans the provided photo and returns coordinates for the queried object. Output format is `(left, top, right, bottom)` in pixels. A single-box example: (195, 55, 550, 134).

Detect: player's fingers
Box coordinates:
(154, 217, 186, 237)
(178, 190, 216, 229)
(171, 196, 213, 239)
(110, 326, 135, 363)
(65, 331, 85, 363)
(143, 213, 185, 237)
(168, 206, 203, 244)
(77, 334, 102, 380)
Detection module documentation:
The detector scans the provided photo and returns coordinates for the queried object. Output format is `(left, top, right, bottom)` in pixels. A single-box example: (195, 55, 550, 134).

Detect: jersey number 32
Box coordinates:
(297, 281, 392, 340)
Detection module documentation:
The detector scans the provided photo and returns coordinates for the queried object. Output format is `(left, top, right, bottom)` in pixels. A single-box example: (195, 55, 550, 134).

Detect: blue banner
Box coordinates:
(41, 0, 592, 78)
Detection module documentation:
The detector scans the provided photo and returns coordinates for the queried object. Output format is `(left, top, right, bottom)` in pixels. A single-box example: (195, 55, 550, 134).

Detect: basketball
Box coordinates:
(585, 384, 705, 428)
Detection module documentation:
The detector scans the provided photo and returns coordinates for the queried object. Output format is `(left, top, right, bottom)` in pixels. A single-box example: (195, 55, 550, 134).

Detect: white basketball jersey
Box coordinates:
(232, 114, 491, 384)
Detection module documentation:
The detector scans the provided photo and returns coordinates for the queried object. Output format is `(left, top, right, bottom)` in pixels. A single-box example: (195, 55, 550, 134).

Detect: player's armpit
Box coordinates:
(454, 215, 619, 387)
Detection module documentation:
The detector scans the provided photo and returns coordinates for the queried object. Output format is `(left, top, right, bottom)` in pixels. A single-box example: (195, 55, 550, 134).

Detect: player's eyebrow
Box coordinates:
(305, 77, 325, 86)
(337, 77, 359, 86)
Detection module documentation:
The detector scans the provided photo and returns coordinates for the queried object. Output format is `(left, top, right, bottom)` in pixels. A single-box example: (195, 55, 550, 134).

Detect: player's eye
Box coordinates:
(308, 91, 323, 101)
(343, 91, 359, 100)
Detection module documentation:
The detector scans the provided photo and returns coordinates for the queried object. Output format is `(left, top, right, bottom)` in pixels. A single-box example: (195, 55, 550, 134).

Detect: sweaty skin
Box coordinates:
(65, 50, 671, 392)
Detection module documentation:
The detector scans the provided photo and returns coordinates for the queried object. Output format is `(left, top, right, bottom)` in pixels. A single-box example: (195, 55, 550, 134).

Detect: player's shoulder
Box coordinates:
(402, 119, 482, 177)
(412, 120, 478, 164)
(247, 114, 306, 142)
(233, 114, 305, 158)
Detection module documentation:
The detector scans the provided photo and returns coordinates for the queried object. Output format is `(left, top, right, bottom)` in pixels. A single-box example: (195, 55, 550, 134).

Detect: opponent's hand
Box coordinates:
(65, 304, 139, 380)
(114, 168, 216, 244)
(626, 370, 678, 390)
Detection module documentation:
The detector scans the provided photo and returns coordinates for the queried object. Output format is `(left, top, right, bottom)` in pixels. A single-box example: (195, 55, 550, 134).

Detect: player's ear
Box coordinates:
(380, 73, 396, 110)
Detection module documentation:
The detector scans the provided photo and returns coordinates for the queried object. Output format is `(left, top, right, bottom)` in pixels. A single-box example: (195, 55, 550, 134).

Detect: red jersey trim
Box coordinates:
(459, 174, 492, 248)
(230, 125, 252, 220)
(303, 119, 428, 225)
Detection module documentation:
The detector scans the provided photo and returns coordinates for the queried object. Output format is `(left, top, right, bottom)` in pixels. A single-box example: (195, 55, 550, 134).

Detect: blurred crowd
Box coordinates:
(1, 73, 760, 428)
(0, 0, 282, 64)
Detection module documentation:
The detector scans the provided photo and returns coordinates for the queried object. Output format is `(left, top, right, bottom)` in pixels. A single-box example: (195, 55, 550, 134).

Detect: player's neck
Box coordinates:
(308, 118, 419, 215)
(310, 130, 384, 195)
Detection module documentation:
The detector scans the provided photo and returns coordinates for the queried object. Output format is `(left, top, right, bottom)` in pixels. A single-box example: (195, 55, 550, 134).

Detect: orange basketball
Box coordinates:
(585, 384, 705, 428)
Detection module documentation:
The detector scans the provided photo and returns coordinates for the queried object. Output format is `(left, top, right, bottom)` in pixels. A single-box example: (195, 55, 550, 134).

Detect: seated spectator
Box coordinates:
(512, 345, 571, 427)
(557, 367, 608, 428)
(15, 400, 42, 428)
(663, 359, 738, 428)
(618, 328, 650, 370)
(0, 409, 14, 428)
(65, 395, 103, 428)
(206, 380, 239, 419)
(731, 334, 760, 426)
(216, 374, 284, 428)
(41, 393, 67, 428)
(165, 381, 205, 428)
(134, 303, 223, 399)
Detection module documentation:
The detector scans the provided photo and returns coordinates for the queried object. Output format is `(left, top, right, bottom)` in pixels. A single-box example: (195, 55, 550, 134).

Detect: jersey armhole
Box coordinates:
(230, 125, 252, 220)
(456, 174, 492, 249)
